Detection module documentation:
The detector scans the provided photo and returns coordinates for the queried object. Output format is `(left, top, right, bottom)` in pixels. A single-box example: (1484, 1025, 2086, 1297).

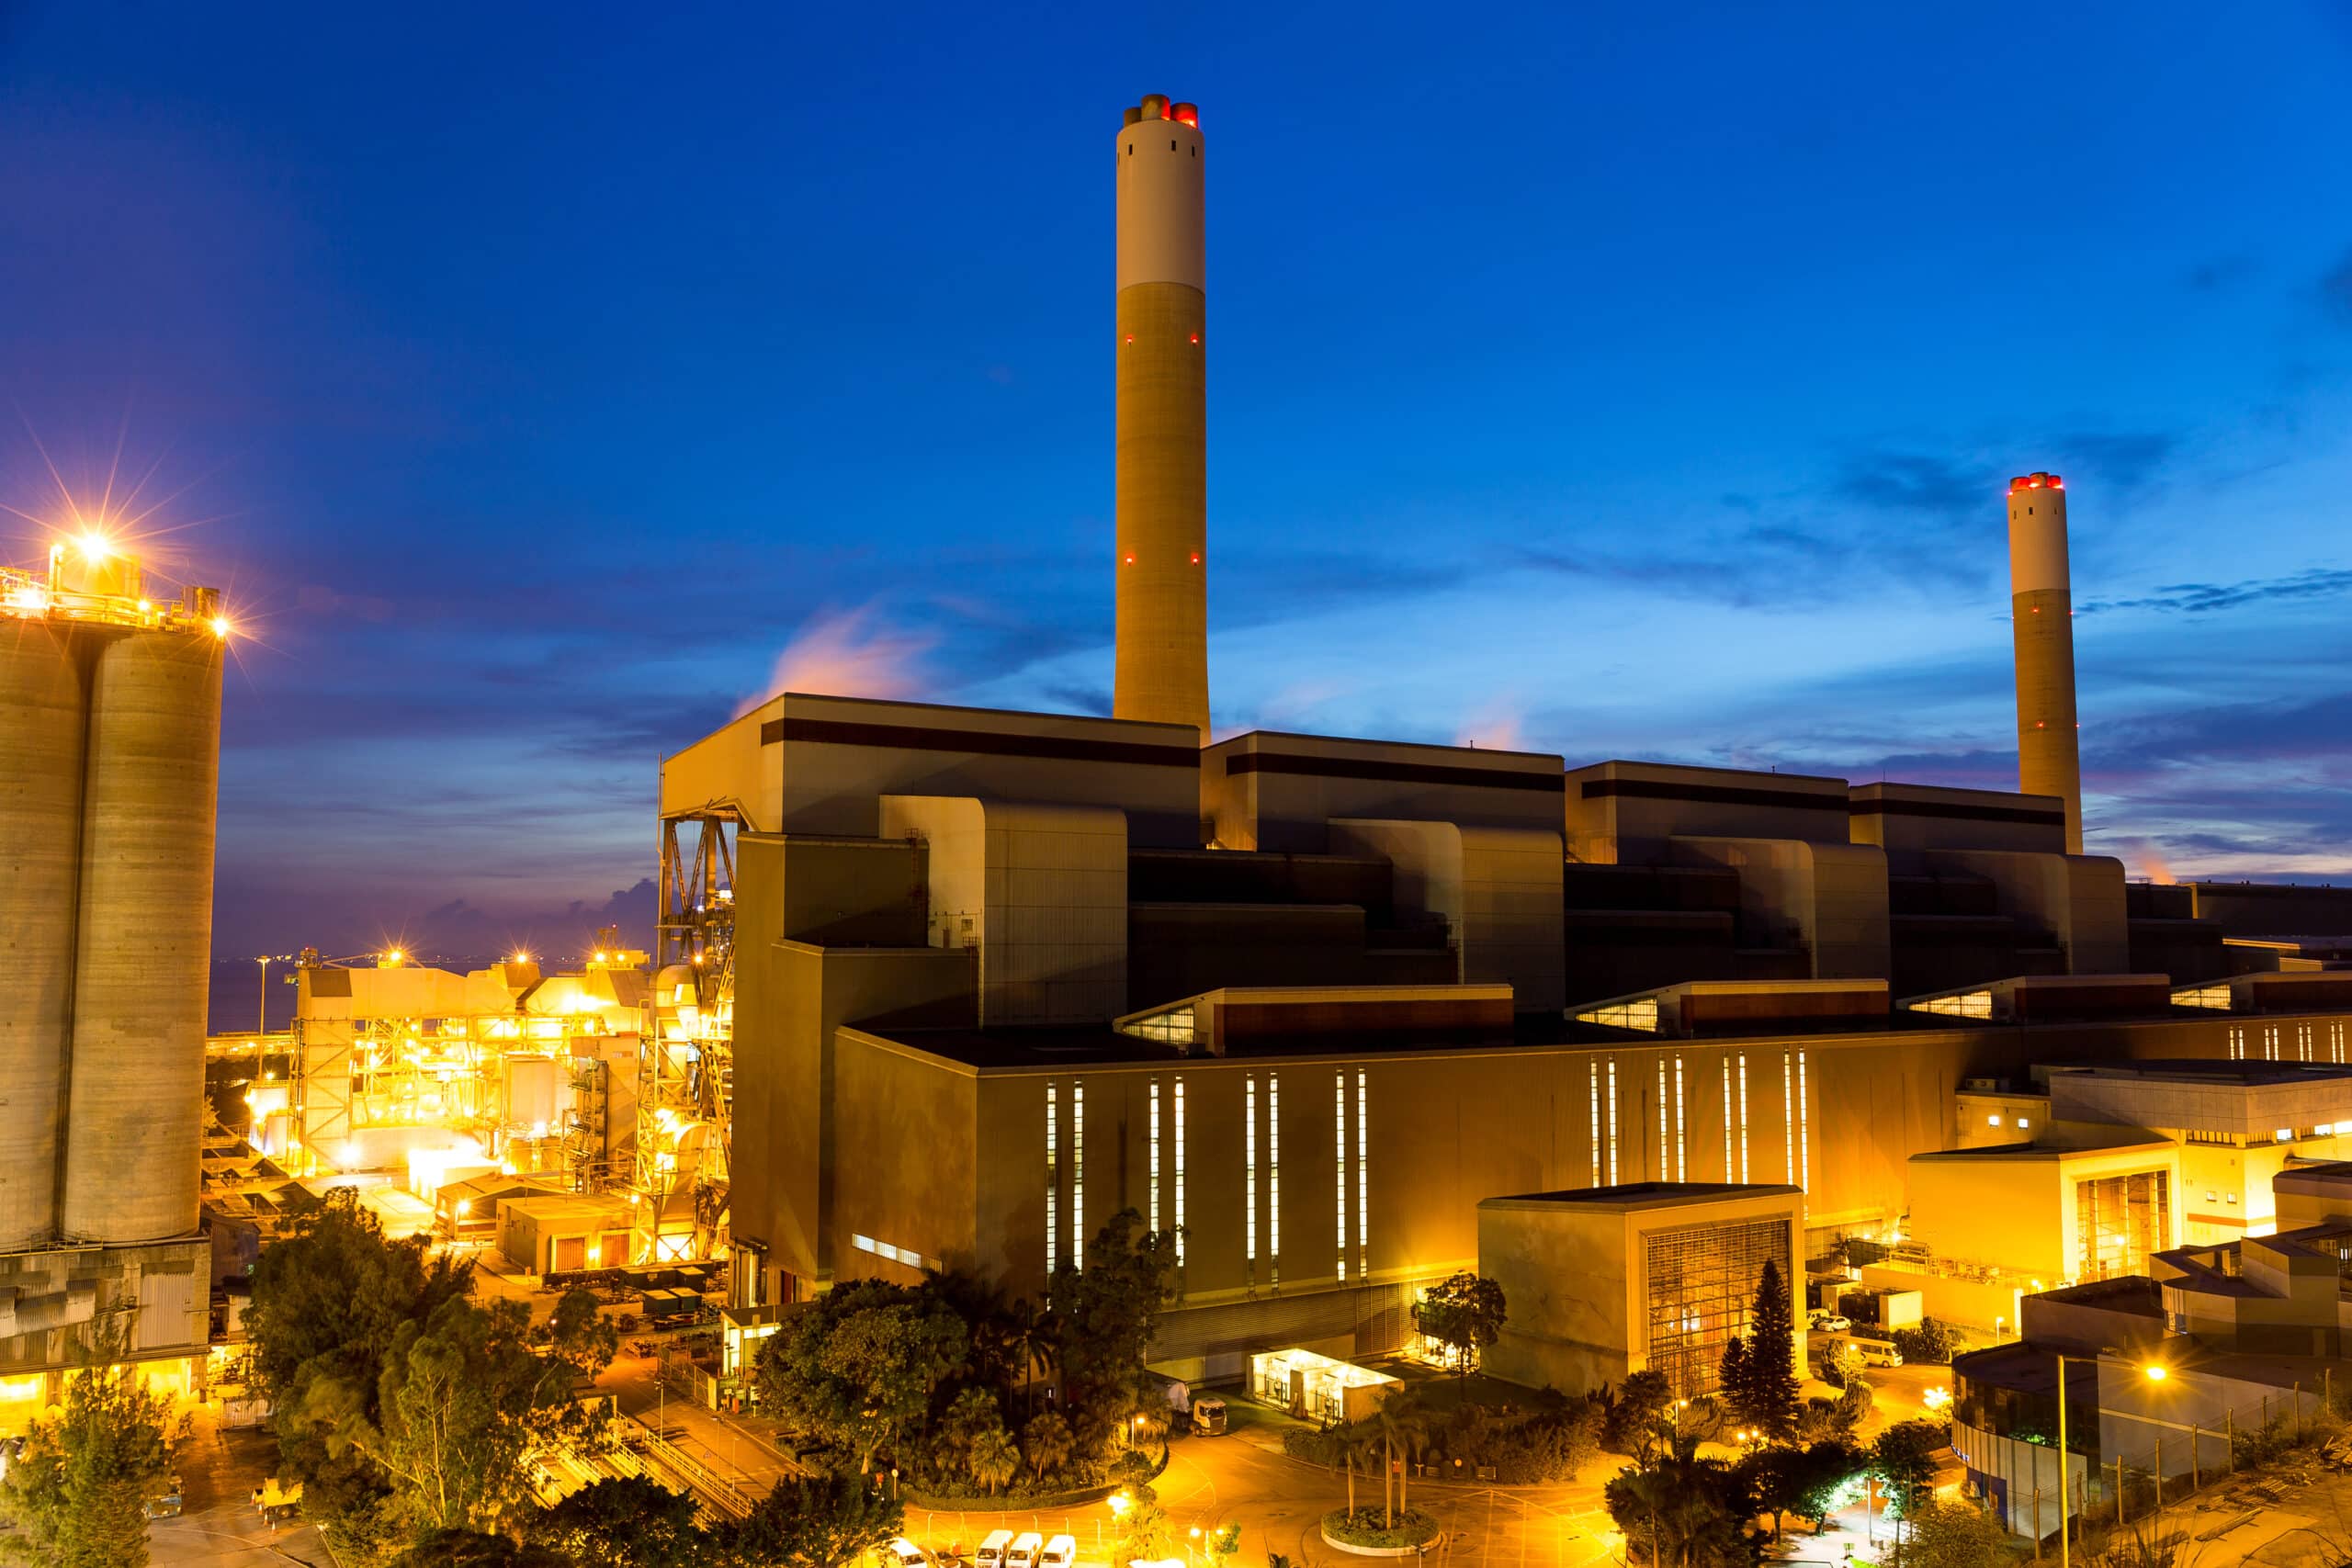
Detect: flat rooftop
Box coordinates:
(1482, 1180, 1802, 1213)
(2054, 1059, 2352, 1088)
(1910, 1132, 2175, 1162)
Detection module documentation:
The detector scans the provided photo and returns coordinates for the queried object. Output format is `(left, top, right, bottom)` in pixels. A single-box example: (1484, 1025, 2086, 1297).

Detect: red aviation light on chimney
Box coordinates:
(2007, 471, 2064, 496)
(1170, 102, 1199, 128)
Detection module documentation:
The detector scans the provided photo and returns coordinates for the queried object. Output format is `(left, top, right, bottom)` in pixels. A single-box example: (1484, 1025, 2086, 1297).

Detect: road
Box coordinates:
(135, 1346, 1954, 1567)
(899, 1408, 1628, 1568)
(148, 1413, 330, 1568)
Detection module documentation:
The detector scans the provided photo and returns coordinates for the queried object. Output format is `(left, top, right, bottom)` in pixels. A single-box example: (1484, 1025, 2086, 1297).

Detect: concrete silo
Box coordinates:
(1113, 93, 1210, 739)
(61, 612, 225, 1244)
(0, 617, 90, 1249)
(2008, 472, 2083, 852)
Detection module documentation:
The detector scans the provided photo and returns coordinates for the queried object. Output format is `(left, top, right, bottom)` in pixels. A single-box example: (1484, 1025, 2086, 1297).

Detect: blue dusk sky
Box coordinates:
(4, 3, 2350, 965)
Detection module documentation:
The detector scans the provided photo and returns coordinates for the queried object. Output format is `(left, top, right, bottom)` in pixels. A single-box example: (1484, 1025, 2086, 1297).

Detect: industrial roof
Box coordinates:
(1909, 1132, 2175, 1162)
(2053, 1059, 2352, 1087)
(1480, 1180, 1802, 1212)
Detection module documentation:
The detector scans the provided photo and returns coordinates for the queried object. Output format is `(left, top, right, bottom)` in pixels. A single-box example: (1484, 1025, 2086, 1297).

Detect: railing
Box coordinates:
(1954, 1380, 2336, 1546)
(619, 1413, 753, 1518)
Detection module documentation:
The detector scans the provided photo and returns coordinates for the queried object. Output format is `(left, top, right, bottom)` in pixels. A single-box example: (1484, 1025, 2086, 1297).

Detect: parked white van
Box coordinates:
(1007, 1532, 1045, 1568)
(1040, 1535, 1078, 1568)
(977, 1530, 1015, 1568)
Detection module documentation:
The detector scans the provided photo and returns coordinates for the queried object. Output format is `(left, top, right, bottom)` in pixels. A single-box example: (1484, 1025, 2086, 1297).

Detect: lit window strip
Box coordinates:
(1245, 1076, 1258, 1284)
(1045, 1080, 1058, 1279)
(1796, 1049, 1810, 1190)
(1355, 1069, 1368, 1279)
(1589, 1063, 1602, 1186)
(1672, 1055, 1686, 1181)
(1173, 1075, 1187, 1264)
(1605, 1058, 1619, 1184)
(852, 1233, 935, 1271)
(1657, 1059, 1668, 1180)
(1268, 1071, 1282, 1285)
(1070, 1078, 1085, 1265)
(1736, 1055, 1750, 1183)
(1722, 1060, 1734, 1179)
(1335, 1072, 1349, 1281)
(1149, 1080, 1161, 1234)
(1782, 1053, 1796, 1181)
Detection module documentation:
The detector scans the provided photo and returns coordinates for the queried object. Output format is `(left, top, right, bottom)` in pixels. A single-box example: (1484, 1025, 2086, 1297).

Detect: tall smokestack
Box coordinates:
(2008, 471, 2083, 852)
(1114, 93, 1208, 739)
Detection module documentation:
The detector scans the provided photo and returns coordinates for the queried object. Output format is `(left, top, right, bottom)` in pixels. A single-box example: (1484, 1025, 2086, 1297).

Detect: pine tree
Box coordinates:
(1716, 1335, 1753, 1426)
(1746, 1260, 1800, 1440)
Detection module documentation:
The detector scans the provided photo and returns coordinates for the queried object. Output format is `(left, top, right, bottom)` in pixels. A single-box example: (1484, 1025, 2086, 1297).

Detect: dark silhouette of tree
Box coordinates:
(1720, 1260, 1799, 1440)
(0, 1310, 183, 1568)
(1413, 1272, 1507, 1382)
(525, 1476, 706, 1567)
(717, 1472, 903, 1568)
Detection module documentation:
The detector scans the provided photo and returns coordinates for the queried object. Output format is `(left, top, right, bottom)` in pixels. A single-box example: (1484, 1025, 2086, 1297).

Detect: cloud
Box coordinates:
(1835, 452, 1987, 527)
(2080, 567, 2352, 615)
(736, 604, 938, 714)
(1035, 680, 1113, 716)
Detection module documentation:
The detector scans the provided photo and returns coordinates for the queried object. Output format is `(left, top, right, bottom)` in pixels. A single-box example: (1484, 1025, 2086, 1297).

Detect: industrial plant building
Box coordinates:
(6, 86, 2352, 1432)
(0, 541, 227, 1412)
(637, 92, 2352, 1397)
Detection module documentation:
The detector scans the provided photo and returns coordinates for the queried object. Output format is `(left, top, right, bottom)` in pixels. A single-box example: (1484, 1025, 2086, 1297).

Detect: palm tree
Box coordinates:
(1340, 1420, 1385, 1520)
(1022, 1410, 1072, 1486)
(970, 1424, 1020, 1498)
(1372, 1393, 1433, 1527)
(1008, 1300, 1055, 1418)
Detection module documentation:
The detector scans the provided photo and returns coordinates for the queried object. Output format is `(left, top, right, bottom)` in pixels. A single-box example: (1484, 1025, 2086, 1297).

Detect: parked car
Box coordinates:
(1810, 1311, 1851, 1334)
(141, 1478, 184, 1521)
(880, 1539, 933, 1568)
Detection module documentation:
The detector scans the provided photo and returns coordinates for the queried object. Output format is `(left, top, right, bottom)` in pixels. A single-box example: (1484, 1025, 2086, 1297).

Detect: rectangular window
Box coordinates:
(1268, 1072, 1282, 1285)
(1643, 1215, 1794, 1398)
(1657, 1059, 1669, 1180)
(1722, 1059, 1734, 1179)
(1590, 1063, 1603, 1186)
(1071, 1078, 1085, 1265)
(1045, 1081, 1058, 1280)
(1173, 1075, 1187, 1266)
(1356, 1069, 1369, 1279)
(1736, 1055, 1750, 1183)
(1673, 1056, 1687, 1180)
(1336, 1072, 1349, 1281)
(1606, 1059, 1620, 1184)
(1783, 1053, 1797, 1180)
(1149, 1080, 1162, 1234)
(1245, 1076, 1258, 1283)
(1795, 1050, 1809, 1191)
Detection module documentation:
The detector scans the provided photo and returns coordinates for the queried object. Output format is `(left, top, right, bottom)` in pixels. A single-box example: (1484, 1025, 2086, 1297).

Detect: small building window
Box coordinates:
(2017, 1117, 2030, 1130)
(1987, 1114, 2002, 1127)
(2225, 1193, 2239, 1205)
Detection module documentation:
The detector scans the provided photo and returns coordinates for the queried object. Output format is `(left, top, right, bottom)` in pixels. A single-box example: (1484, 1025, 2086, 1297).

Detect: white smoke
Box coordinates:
(736, 605, 936, 716)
